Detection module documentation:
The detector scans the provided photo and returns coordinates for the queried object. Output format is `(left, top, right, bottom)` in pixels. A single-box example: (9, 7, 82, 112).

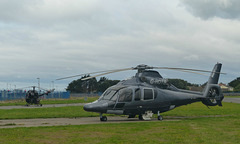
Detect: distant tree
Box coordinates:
(168, 79, 192, 90)
(86, 78, 98, 93)
(67, 76, 119, 93)
(66, 75, 97, 93)
(97, 77, 120, 92)
(66, 78, 81, 93)
(234, 84, 240, 92)
(228, 77, 240, 88)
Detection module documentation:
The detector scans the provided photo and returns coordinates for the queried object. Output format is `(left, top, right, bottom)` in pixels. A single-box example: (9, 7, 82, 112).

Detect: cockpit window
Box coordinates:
(110, 93, 118, 102)
(118, 88, 133, 102)
(101, 89, 117, 100)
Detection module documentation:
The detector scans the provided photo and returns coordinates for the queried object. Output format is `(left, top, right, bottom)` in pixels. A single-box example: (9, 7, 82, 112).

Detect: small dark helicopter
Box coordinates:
(25, 86, 54, 106)
(57, 63, 225, 121)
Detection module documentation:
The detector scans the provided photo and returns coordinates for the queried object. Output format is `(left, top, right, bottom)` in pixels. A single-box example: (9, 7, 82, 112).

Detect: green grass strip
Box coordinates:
(0, 116, 239, 144)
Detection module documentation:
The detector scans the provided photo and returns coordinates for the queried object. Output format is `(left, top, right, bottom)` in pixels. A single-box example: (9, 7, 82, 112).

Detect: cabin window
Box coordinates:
(118, 88, 132, 102)
(143, 88, 154, 100)
(134, 88, 141, 101)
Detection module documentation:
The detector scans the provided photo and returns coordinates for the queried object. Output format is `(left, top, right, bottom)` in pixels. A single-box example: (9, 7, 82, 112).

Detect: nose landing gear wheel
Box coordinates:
(157, 111, 163, 121)
(100, 116, 107, 122)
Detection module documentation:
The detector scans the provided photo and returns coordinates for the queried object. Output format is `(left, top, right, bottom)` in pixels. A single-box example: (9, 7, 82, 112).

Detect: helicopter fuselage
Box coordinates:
(84, 74, 206, 117)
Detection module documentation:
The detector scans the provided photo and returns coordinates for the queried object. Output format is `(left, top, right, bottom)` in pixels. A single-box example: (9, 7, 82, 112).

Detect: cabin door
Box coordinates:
(114, 88, 133, 109)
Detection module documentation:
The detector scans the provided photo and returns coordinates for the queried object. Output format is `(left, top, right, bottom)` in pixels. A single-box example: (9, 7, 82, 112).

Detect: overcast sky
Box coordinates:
(0, 0, 239, 91)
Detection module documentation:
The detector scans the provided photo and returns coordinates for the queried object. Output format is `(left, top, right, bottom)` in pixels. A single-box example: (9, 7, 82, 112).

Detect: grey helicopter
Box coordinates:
(25, 86, 55, 106)
(57, 63, 224, 121)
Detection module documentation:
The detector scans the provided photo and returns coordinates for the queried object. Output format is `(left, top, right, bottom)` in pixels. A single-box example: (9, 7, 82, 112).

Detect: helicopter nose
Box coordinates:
(83, 102, 108, 113)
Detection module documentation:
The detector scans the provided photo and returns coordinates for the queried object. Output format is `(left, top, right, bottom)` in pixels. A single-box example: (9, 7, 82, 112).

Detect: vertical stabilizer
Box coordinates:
(208, 63, 222, 84)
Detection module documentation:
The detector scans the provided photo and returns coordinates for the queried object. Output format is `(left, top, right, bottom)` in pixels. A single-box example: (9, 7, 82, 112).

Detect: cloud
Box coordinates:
(0, 0, 239, 89)
(180, 0, 240, 20)
(0, 0, 100, 25)
(184, 55, 199, 61)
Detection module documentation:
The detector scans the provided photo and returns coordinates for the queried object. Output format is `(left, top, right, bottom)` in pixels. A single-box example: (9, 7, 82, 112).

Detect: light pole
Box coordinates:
(37, 78, 40, 92)
(51, 81, 54, 98)
(14, 85, 16, 98)
(52, 81, 54, 89)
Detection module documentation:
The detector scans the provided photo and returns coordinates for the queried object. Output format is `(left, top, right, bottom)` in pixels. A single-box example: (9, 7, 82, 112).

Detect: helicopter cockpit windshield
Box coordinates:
(99, 89, 118, 101)
(98, 86, 134, 103)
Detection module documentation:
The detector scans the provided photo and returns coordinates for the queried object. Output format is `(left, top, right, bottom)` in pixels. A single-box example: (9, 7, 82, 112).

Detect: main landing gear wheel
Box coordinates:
(100, 116, 107, 122)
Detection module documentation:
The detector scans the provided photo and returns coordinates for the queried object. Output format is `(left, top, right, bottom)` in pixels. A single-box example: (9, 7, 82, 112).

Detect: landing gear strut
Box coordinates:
(100, 113, 107, 122)
(157, 111, 163, 121)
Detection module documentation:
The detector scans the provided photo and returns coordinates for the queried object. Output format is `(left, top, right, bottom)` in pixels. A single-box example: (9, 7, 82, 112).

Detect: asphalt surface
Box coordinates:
(0, 115, 231, 129)
(0, 116, 178, 129)
(223, 97, 240, 103)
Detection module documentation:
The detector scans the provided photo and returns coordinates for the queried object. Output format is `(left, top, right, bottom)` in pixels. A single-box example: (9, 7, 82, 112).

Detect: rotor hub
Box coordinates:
(134, 64, 153, 72)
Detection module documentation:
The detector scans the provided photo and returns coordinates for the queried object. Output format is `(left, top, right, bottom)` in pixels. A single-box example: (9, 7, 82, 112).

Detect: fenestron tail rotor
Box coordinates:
(56, 64, 226, 81)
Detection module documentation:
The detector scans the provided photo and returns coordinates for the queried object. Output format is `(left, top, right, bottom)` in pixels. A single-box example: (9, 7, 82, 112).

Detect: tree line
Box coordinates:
(228, 77, 240, 91)
(66, 76, 120, 93)
(66, 76, 240, 93)
(66, 76, 200, 93)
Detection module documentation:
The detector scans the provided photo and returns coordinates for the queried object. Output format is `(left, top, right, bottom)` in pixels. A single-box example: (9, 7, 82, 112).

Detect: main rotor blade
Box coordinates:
(178, 70, 209, 76)
(56, 64, 226, 81)
(56, 69, 123, 80)
(153, 67, 226, 74)
(81, 68, 133, 81)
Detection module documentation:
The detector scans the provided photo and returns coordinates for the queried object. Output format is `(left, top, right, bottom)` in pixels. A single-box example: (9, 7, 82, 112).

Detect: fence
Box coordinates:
(0, 90, 70, 101)
(70, 93, 102, 98)
(43, 91, 70, 99)
(223, 92, 240, 96)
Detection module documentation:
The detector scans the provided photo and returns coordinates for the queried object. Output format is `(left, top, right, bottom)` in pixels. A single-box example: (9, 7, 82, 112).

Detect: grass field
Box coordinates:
(0, 102, 239, 143)
(0, 106, 100, 119)
(0, 116, 239, 144)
